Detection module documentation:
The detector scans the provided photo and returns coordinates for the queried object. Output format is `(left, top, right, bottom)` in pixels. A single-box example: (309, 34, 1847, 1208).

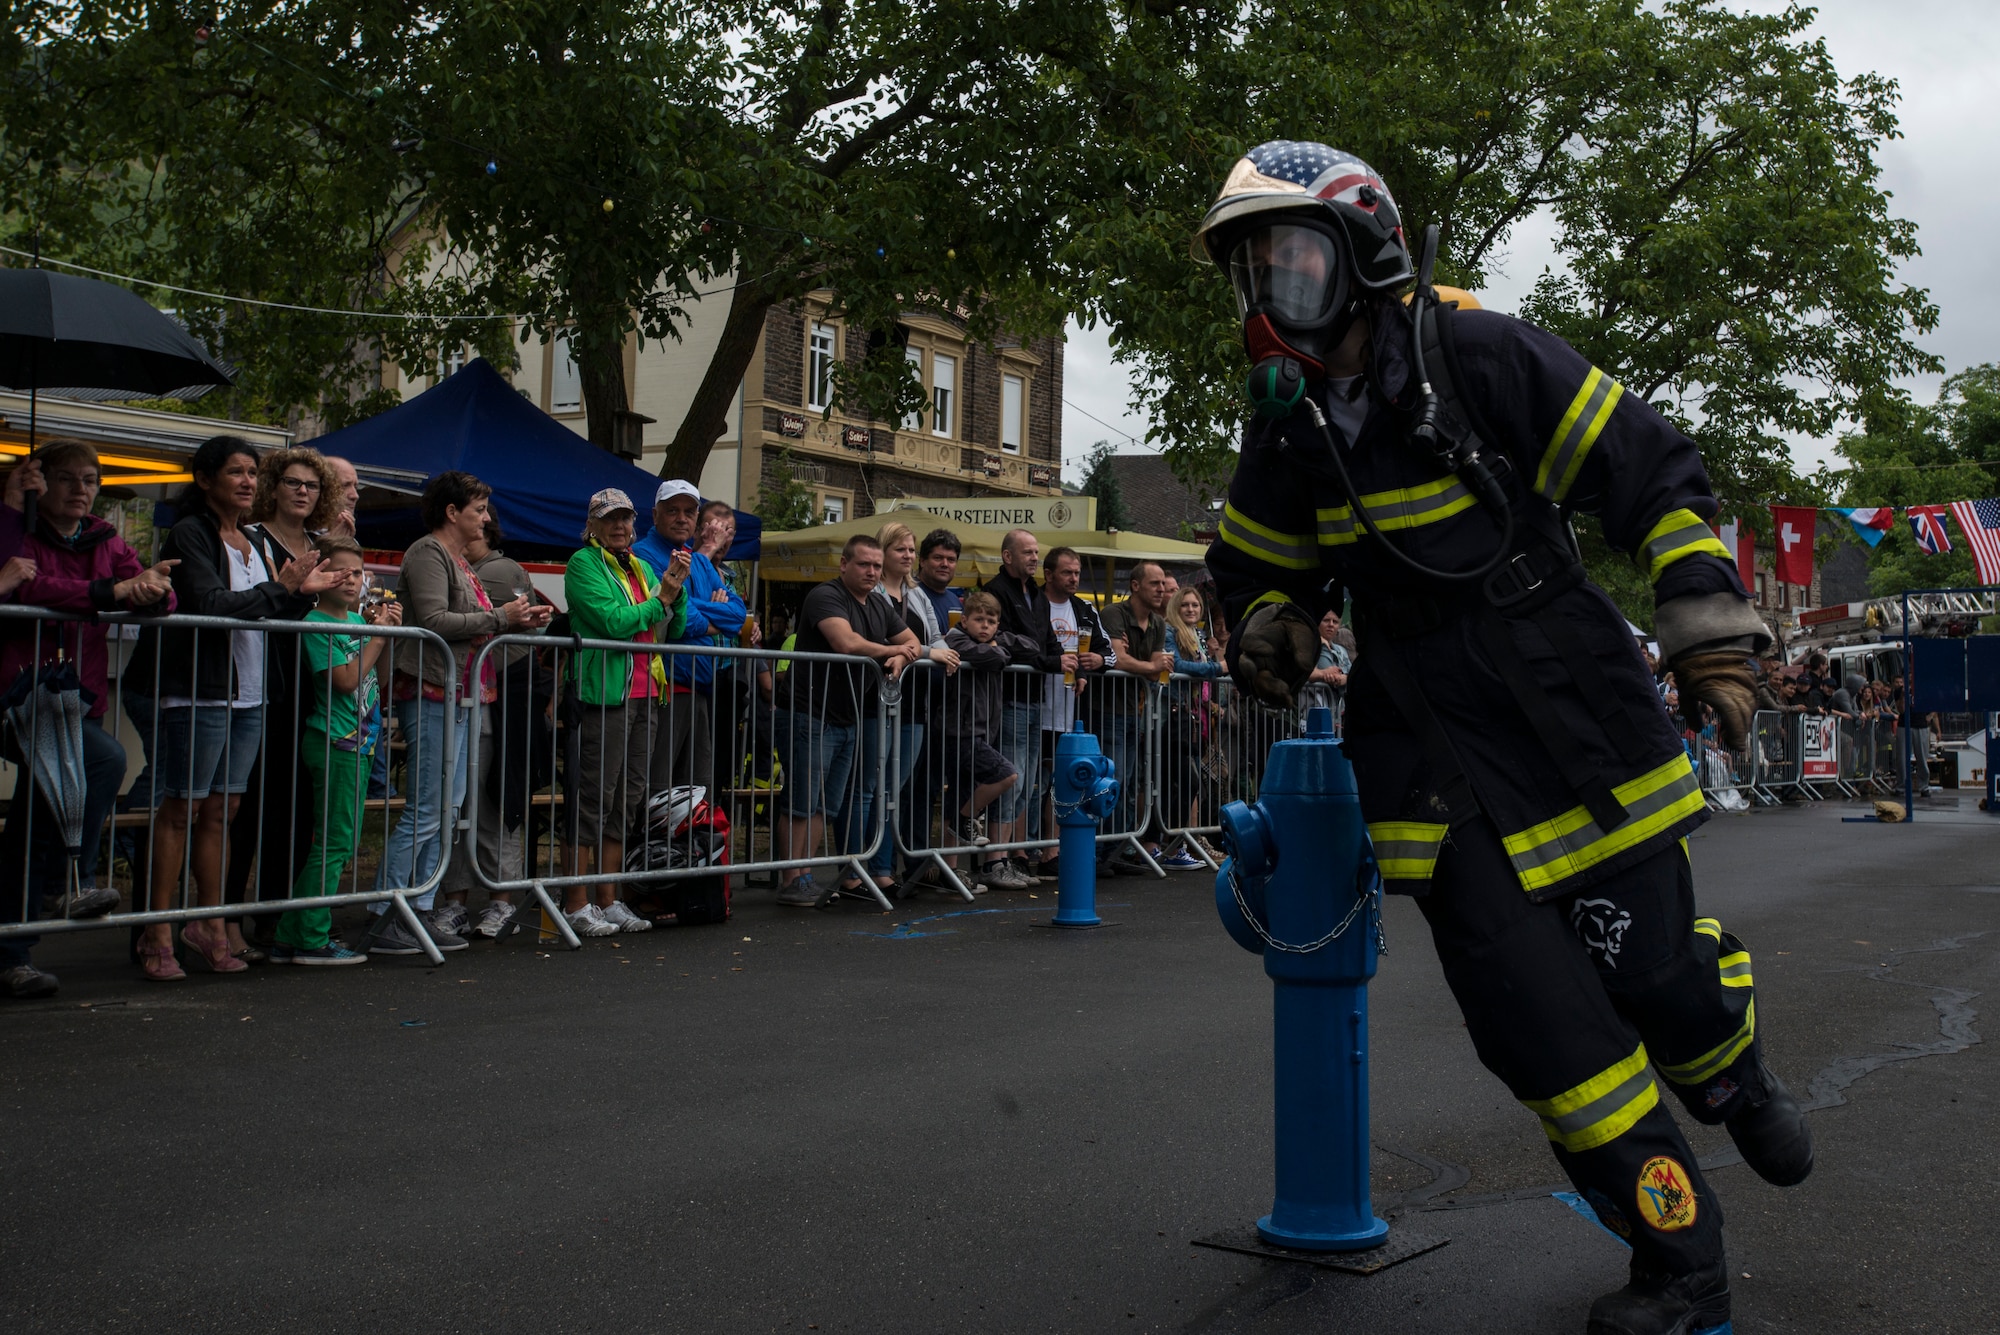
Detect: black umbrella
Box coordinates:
(0, 264, 234, 523)
(0, 266, 234, 395)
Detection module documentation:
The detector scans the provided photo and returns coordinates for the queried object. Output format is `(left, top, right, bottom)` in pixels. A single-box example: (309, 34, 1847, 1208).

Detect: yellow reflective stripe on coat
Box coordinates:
(1367, 820, 1447, 882)
(1522, 1045, 1660, 1152)
(1219, 503, 1318, 570)
(1693, 917, 1722, 944)
(1315, 475, 1478, 547)
(1536, 367, 1624, 502)
(1657, 1000, 1757, 1086)
(1637, 508, 1734, 582)
(1502, 754, 1704, 894)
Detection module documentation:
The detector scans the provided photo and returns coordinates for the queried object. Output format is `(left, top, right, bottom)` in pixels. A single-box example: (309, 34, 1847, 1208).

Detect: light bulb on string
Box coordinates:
(485, 160, 498, 176)
(601, 198, 615, 214)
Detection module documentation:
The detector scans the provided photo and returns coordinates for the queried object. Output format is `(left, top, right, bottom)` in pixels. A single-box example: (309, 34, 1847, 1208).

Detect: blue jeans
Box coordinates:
(995, 701, 1043, 829)
(852, 719, 924, 877)
(371, 695, 471, 913)
(0, 717, 127, 968)
(1105, 710, 1143, 836)
(772, 710, 858, 818)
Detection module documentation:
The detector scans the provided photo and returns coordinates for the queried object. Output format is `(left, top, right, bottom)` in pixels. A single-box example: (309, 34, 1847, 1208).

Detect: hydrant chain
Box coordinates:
(1227, 860, 1375, 955)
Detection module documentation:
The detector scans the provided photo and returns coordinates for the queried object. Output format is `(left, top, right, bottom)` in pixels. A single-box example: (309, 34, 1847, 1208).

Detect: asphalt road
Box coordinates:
(2, 796, 1994, 1334)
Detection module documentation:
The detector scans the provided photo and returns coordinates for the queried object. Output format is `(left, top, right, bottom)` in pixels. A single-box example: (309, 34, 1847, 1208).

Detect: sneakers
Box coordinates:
(365, 912, 468, 956)
(51, 885, 120, 918)
(3, 963, 59, 998)
(1586, 1261, 1731, 1335)
(471, 900, 518, 940)
(268, 943, 297, 965)
(429, 901, 471, 938)
(1009, 858, 1043, 885)
(292, 943, 367, 967)
(1160, 848, 1205, 870)
(980, 860, 1032, 890)
(959, 814, 990, 846)
(565, 904, 620, 938)
(600, 901, 654, 933)
(1724, 1058, 1814, 1186)
(776, 875, 825, 907)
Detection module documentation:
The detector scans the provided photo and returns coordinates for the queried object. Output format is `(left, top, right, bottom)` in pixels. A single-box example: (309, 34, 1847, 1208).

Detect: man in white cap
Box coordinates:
(633, 479, 747, 797)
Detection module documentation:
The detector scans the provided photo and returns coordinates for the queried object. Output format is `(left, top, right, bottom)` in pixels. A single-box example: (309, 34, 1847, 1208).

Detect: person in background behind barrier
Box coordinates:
(1159, 585, 1226, 868)
(1035, 547, 1110, 882)
(859, 521, 958, 897)
(943, 591, 1022, 888)
(563, 488, 688, 937)
(773, 535, 919, 907)
(363, 470, 551, 958)
(273, 535, 399, 965)
(131, 436, 340, 981)
(227, 447, 345, 959)
(694, 500, 755, 796)
(439, 515, 537, 938)
(634, 480, 744, 804)
(0, 444, 176, 997)
(982, 530, 1064, 880)
(1301, 608, 1351, 730)
(323, 455, 361, 540)
(1099, 560, 1174, 872)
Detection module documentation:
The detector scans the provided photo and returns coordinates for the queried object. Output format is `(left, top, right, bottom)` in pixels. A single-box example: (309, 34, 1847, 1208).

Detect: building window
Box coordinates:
(902, 347, 926, 431)
(931, 353, 956, 439)
(808, 321, 838, 411)
(1755, 572, 1768, 607)
(550, 331, 582, 414)
(1001, 373, 1025, 453)
(820, 493, 847, 525)
(437, 344, 468, 381)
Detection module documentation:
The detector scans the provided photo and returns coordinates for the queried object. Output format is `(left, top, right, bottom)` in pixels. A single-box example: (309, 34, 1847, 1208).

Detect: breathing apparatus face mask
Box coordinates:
(1226, 221, 1356, 418)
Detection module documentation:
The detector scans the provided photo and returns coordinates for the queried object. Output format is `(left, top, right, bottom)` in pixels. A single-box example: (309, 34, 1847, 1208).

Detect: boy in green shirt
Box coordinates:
(273, 536, 401, 965)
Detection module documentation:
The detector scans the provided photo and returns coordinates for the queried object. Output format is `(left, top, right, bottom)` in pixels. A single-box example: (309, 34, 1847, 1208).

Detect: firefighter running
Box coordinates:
(1195, 141, 1813, 1335)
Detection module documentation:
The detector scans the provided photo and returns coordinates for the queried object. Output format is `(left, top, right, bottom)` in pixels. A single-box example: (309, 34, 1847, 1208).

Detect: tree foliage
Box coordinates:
(1077, 440, 1129, 531)
(3, 0, 1935, 512)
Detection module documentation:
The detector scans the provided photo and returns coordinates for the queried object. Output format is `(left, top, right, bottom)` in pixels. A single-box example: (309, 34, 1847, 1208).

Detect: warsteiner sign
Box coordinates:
(891, 496, 1098, 532)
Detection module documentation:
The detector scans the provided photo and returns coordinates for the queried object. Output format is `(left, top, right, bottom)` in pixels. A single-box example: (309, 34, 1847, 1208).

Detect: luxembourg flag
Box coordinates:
(1836, 507, 1896, 547)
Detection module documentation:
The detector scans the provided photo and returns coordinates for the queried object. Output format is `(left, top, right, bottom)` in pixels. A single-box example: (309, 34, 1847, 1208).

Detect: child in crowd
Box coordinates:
(274, 536, 400, 965)
(943, 591, 1023, 889)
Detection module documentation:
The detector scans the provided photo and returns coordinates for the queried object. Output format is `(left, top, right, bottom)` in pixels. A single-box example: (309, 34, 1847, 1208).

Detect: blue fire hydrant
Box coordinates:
(1050, 731, 1118, 928)
(1217, 706, 1388, 1252)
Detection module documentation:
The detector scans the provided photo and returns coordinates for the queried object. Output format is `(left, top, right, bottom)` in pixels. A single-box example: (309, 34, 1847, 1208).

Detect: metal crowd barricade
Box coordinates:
(0, 604, 460, 964)
(1834, 716, 1875, 796)
(1749, 709, 1802, 803)
(1688, 724, 1755, 811)
(1153, 673, 1301, 869)
(888, 661, 1159, 895)
(463, 633, 896, 944)
(1869, 717, 1902, 793)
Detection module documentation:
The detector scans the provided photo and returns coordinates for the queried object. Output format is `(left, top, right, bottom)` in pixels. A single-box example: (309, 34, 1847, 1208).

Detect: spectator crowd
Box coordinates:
(0, 435, 1306, 1000)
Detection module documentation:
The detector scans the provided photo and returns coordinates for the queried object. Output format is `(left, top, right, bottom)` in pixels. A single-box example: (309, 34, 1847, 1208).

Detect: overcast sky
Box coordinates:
(1059, 0, 1999, 481)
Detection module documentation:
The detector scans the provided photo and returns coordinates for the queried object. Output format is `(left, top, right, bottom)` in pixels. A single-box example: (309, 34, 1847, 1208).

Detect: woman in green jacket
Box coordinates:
(563, 488, 689, 936)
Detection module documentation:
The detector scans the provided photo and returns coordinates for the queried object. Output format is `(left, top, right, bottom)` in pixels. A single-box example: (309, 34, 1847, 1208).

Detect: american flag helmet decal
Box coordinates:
(1192, 140, 1414, 291)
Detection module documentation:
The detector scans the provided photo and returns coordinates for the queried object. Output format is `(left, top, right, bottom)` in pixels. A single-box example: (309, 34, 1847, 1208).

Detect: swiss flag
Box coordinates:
(1770, 506, 1817, 588)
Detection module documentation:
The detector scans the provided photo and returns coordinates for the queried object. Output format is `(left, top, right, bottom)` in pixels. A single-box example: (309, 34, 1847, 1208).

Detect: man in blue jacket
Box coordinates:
(634, 479, 747, 799)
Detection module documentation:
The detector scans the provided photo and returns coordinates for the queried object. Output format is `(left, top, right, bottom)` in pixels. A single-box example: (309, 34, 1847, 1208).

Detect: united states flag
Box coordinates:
(1948, 498, 2000, 583)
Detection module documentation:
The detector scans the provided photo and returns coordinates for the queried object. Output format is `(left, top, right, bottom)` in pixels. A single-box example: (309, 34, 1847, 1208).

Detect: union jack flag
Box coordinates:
(1908, 505, 1952, 555)
(1948, 498, 2000, 584)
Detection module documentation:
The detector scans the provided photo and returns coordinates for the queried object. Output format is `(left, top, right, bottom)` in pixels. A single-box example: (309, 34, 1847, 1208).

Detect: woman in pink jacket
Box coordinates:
(0, 441, 176, 997)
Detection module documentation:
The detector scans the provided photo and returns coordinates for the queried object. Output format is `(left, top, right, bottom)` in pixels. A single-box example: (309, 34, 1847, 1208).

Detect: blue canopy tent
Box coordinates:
(308, 357, 761, 560)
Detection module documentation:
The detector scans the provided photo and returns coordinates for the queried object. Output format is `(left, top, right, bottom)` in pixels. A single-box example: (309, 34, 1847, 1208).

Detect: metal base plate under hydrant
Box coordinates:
(1191, 1226, 1449, 1275)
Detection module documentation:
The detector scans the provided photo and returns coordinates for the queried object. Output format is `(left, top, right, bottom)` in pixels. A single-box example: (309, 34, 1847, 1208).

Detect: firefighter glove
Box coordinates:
(1673, 650, 1756, 755)
(1231, 602, 1320, 709)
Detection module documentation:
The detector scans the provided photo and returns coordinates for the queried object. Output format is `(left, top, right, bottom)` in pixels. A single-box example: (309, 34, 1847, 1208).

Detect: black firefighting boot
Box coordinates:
(1586, 1260, 1732, 1335)
(1724, 1058, 1813, 1186)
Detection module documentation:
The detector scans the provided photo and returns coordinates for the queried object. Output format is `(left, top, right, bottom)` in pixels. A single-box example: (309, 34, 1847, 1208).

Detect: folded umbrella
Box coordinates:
(1, 660, 96, 906)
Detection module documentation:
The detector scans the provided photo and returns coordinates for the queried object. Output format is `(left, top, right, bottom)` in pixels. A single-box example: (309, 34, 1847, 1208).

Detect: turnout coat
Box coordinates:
(1208, 303, 1763, 903)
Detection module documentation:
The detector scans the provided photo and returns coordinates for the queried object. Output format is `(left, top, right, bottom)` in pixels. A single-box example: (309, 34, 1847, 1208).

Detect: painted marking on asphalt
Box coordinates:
(855, 904, 1132, 939)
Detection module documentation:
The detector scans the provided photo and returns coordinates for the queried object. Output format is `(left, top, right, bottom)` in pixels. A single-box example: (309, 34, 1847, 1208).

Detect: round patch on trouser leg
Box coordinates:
(1635, 1155, 1699, 1232)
